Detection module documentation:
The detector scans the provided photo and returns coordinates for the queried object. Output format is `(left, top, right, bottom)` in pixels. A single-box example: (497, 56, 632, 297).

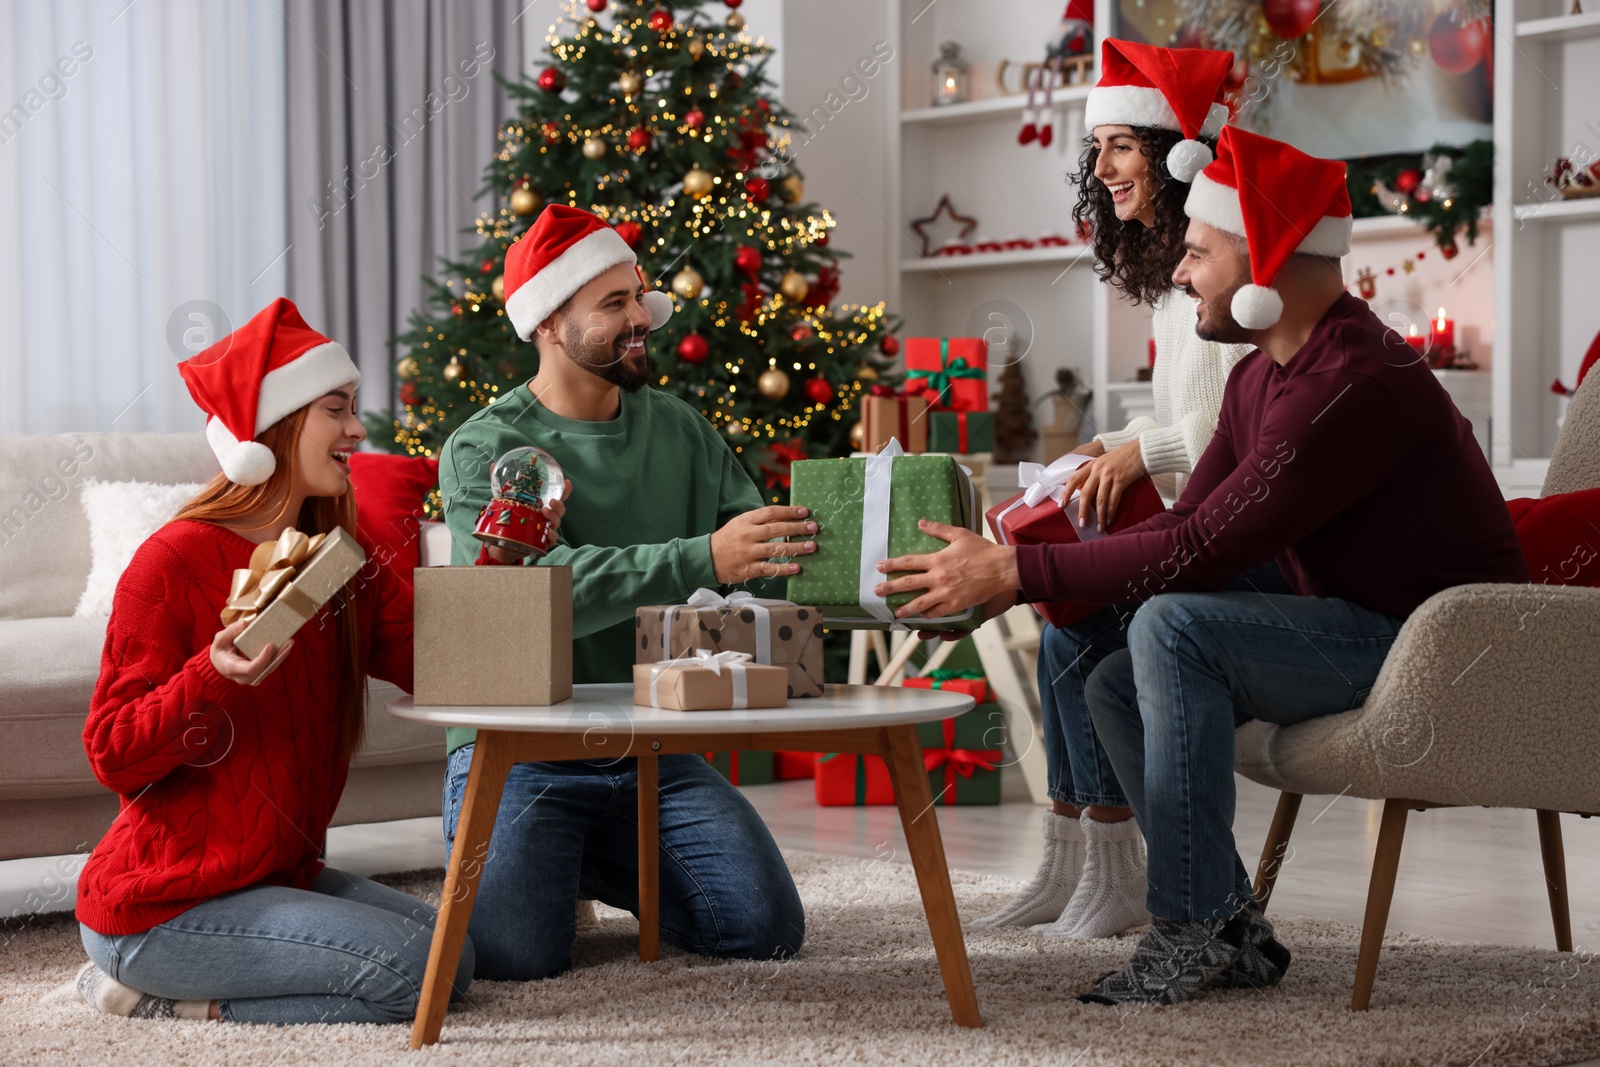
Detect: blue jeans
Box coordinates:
(1085, 589, 1405, 922)
(79, 867, 473, 1024)
(1038, 562, 1294, 809)
(443, 748, 804, 980)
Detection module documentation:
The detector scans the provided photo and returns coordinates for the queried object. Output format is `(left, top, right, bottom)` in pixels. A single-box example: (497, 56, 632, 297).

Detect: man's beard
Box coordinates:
(563, 321, 651, 392)
(1189, 283, 1254, 344)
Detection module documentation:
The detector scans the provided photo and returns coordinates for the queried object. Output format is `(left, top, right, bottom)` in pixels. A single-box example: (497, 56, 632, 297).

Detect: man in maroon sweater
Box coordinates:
(874, 128, 1527, 1004)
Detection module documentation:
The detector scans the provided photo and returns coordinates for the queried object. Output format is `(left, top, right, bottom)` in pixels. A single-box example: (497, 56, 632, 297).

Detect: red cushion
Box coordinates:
(1506, 488, 1600, 587)
(348, 452, 440, 583)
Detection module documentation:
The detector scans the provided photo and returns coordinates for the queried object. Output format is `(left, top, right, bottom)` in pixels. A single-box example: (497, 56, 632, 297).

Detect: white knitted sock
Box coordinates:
(76, 962, 210, 1020)
(969, 811, 1084, 928)
(1045, 813, 1151, 940)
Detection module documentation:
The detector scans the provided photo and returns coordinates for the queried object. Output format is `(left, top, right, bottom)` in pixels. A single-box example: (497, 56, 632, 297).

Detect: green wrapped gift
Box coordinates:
(788, 446, 981, 629)
(917, 702, 1004, 805)
(705, 750, 775, 785)
(928, 411, 994, 454)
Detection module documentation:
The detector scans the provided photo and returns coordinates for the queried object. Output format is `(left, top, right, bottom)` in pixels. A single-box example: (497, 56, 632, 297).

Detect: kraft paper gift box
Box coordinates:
(905, 337, 988, 413)
(787, 442, 982, 630)
(928, 410, 994, 454)
(917, 702, 1004, 806)
(226, 527, 367, 660)
(632, 652, 788, 711)
(414, 566, 573, 706)
(705, 750, 776, 785)
(860, 389, 929, 454)
(985, 454, 1165, 628)
(635, 590, 825, 698)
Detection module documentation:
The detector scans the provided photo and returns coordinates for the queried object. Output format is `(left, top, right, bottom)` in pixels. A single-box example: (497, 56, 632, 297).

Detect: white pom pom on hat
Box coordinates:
(642, 289, 673, 330)
(1166, 139, 1214, 184)
(1231, 284, 1285, 330)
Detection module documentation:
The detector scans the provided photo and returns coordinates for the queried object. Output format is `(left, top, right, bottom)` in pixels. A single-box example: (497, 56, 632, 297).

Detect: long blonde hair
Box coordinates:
(173, 405, 367, 760)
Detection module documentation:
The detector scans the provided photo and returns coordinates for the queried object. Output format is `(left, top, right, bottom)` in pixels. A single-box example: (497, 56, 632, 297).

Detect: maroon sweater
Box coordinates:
(1016, 293, 1528, 618)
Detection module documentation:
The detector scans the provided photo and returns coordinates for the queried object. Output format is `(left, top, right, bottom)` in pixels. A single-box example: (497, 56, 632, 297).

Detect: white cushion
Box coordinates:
(419, 521, 453, 567)
(75, 478, 204, 617)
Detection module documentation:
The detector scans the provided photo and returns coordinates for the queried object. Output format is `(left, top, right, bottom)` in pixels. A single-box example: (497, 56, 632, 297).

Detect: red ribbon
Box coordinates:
(705, 750, 741, 784)
(921, 718, 1000, 803)
(956, 411, 969, 453)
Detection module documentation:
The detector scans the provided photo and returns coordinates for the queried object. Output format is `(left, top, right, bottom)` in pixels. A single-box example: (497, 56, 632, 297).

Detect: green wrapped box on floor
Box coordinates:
(917, 702, 1004, 805)
(928, 411, 994, 454)
(787, 448, 981, 630)
(705, 750, 775, 786)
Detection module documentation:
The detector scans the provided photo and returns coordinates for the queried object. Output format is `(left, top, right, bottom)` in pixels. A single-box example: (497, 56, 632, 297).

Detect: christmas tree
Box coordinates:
(371, 0, 899, 503)
(990, 359, 1037, 465)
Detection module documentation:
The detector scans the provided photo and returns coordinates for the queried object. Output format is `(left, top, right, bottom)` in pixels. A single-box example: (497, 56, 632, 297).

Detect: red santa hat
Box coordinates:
(1083, 39, 1234, 184)
(1183, 126, 1353, 330)
(504, 204, 673, 341)
(177, 298, 361, 486)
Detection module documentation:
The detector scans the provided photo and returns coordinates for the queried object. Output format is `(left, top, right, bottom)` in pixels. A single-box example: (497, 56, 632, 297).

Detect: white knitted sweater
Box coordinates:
(1096, 290, 1252, 496)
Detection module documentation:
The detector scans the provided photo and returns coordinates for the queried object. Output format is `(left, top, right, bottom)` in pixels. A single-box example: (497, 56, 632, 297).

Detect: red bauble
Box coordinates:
(451, 302, 464, 317)
(803, 377, 833, 405)
(684, 108, 706, 130)
(1262, 0, 1320, 40)
(399, 383, 419, 406)
(1440, 239, 1459, 260)
(537, 67, 566, 93)
(745, 177, 770, 202)
(648, 8, 673, 31)
(734, 245, 763, 275)
(627, 127, 653, 150)
(614, 220, 643, 247)
(541, 122, 562, 146)
(815, 233, 829, 248)
(1395, 167, 1423, 195)
(1428, 11, 1487, 74)
(791, 325, 813, 342)
(677, 333, 710, 363)
(480, 259, 495, 274)
(724, 71, 744, 90)
(725, 0, 743, 7)
(585, 0, 606, 10)
(880, 335, 900, 357)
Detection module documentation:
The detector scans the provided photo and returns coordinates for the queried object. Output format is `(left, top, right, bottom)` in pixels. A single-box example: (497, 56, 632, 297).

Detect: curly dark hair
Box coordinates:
(1071, 126, 1210, 307)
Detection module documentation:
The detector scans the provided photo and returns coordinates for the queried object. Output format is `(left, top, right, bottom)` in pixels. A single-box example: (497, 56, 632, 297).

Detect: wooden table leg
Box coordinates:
(880, 724, 983, 1028)
(410, 731, 515, 1049)
(637, 748, 660, 962)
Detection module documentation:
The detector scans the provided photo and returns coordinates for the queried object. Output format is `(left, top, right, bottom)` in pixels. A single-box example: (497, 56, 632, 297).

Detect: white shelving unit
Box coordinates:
(1493, 0, 1600, 463)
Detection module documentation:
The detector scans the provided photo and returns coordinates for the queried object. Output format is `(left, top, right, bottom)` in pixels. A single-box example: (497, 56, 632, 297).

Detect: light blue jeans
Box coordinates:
(443, 749, 804, 981)
(1038, 562, 1294, 809)
(1085, 589, 1405, 922)
(80, 867, 473, 1024)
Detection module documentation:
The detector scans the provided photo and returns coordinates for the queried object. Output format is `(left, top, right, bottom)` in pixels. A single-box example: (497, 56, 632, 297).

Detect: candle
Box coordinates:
(1405, 323, 1426, 352)
(1428, 306, 1455, 353)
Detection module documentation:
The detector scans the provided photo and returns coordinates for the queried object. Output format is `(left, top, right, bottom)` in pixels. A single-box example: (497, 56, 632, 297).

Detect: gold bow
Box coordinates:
(220, 528, 328, 626)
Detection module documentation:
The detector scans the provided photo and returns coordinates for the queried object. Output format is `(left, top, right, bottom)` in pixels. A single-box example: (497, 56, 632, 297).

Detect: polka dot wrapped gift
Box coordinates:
(635, 589, 825, 698)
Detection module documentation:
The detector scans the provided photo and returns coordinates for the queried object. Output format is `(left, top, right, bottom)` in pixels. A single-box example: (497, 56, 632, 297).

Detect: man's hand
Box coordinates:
(1060, 439, 1146, 531)
(484, 479, 571, 564)
(872, 520, 1020, 621)
(210, 620, 292, 687)
(710, 505, 817, 584)
(916, 589, 1020, 641)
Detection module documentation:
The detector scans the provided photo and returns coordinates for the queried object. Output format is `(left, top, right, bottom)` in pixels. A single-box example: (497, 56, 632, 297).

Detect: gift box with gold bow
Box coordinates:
(225, 526, 366, 659)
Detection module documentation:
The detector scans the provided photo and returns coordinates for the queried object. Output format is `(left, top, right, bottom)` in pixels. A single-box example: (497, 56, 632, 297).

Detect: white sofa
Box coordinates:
(0, 432, 450, 861)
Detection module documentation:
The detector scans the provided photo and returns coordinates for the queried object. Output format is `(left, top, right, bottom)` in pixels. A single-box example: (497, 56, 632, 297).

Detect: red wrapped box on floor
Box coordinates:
(815, 752, 896, 806)
(774, 751, 819, 779)
(904, 337, 988, 413)
(987, 454, 1165, 628)
(901, 669, 991, 705)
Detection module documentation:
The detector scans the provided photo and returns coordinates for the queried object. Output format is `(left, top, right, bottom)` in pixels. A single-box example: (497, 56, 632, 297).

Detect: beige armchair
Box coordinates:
(1235, 369, 1600, 1010)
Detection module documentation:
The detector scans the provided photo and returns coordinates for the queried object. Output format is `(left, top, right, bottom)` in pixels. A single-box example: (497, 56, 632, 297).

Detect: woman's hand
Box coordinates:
(1060, 439, 1146, 532)
(1070, 438, 1106, 459)
(210, 620, 293, 687)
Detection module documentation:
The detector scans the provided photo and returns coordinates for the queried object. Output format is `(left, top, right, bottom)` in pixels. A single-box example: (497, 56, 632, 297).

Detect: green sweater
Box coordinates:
(437, 382, 779, 753)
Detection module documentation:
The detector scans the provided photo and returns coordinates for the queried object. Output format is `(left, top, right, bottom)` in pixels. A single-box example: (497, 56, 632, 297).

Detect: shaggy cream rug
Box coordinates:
(5, 851, 1598, 1067)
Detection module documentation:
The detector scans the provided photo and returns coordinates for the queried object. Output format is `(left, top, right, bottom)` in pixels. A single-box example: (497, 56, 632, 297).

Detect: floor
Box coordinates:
(7, 776, 1598, 1064)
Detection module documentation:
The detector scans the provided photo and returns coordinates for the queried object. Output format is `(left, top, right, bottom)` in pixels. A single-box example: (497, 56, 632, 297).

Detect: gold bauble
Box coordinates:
(855, 362, 879, 382)
(757, 367, 790, 400)
(443, 360, 464, 383)
(671, 267, 706, 300)
(396, 357, 420, 379)
(491, 274, 505, 302)
(582, 137, 607, 160)
(726, 12, 745, 31)
(509, 185, 541, 216)
(683, 167, 715, 198)
(618, 70, 644, 95)
(687, 37, 706, 60)
(778, 270, 809, 303)
(849, 420, 865, 448)
(778, 174, 803, 204)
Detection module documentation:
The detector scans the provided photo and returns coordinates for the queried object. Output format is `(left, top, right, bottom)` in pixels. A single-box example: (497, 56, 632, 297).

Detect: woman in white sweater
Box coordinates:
(974, 42, 1287, 946)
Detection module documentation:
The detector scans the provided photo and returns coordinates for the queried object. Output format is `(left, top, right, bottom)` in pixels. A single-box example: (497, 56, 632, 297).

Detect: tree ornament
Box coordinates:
(791, 324, 813, 342)
(734, 244, 763, 275)
(586, 0, 606, 10)
(491, 275, 505, 302)
(849, 420, 865, 448)
(614, 220, 643, 247)
(724, 71, 744, 91)
(648, 8, 673, 31)
(880, 335, 900, 357)
(537, 66, 566, 93)
(725, 0, 743, 7)
(396, 357, 420, 379)
(671, 267, 706, 300)
(480, 258, 495, 274)
(684, 108, 706, 130)
(1355, 267, 1376, 300)
(443, 359, 464, 382)
(399, 382, 419, 407)
(451, 302, 464, 317)
(540, 122, 563, 146)
(803, 377, 833, 405)
(510, 184, 542, 216)
(1428, 10, 1487, 74)
(855, 361, 880, 382)
(745, 177, 770, 202)
(757, 367, 790, 399)
(618, 70, 644, 95)
(688, 37, 706, 60)
(582, 136, 607, 160)
(1262, 0, 1319, 39)
(1395, 167, 1423, 195)
(778, 270, 808, 303)
(1440, 237, 1459, 260)
(627, 127, 653, 150)
(778, 174, 803, 204)
(677, 333, 710, 363)
(683, 167, 715, 198)
(726, 12, 745, 31)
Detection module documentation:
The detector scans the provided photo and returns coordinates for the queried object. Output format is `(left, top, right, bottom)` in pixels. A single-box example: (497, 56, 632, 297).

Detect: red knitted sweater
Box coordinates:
(75, 519, 414, 936)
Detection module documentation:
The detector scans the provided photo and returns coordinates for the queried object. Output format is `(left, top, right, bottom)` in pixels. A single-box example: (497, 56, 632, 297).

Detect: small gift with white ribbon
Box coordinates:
(632, 648, 788, 711)
(636, 588, 825, 698)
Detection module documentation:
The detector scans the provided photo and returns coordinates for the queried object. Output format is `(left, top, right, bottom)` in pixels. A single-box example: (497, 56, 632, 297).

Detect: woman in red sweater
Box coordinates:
(73, 299, 558, 1024)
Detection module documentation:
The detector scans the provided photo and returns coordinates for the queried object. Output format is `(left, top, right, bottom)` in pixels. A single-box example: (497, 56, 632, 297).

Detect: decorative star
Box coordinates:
(909, 194, 978, 258)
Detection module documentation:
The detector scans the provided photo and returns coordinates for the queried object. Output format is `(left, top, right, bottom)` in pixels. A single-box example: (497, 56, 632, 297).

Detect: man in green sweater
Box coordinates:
(438, 206, 813, 980)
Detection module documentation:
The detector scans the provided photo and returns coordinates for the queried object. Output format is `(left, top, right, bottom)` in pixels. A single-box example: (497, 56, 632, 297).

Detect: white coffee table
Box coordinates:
(388, 682, 982, 1047)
